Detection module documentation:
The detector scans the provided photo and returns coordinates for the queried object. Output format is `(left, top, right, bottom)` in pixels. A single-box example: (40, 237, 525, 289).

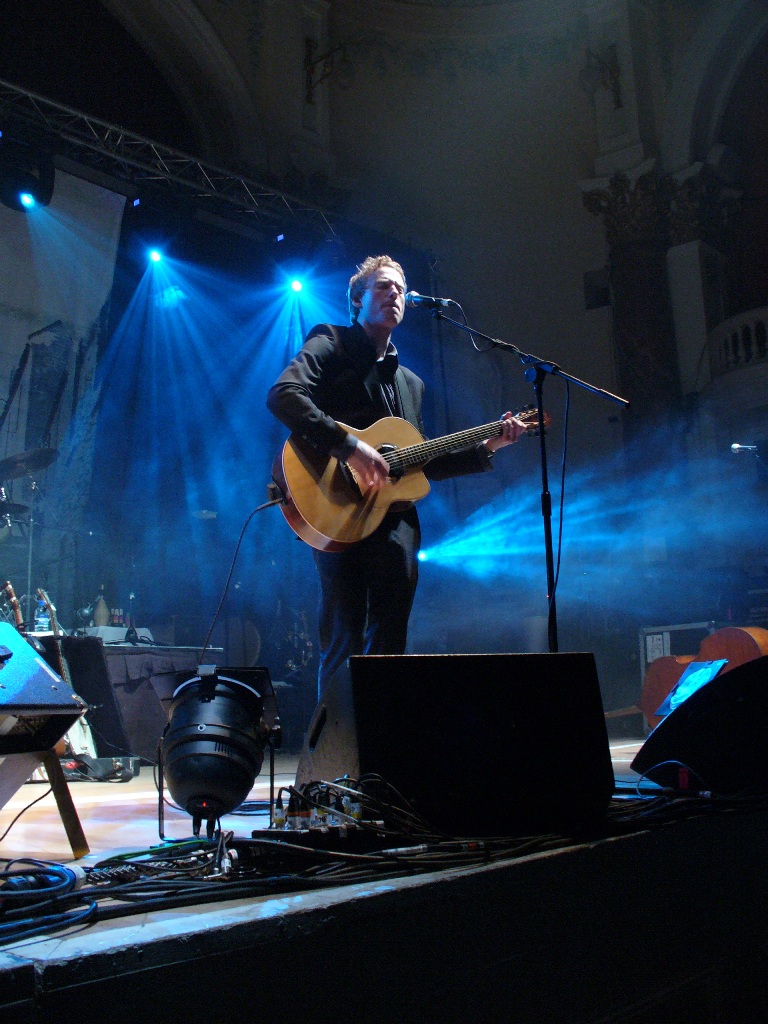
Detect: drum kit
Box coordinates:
(0, 445, 58, 626)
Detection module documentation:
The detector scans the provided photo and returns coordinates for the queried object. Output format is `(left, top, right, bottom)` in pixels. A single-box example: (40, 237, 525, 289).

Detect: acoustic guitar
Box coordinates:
(640, 625, 768, 729)
(273, 408, 549, 551)
(1, 579, 24, 630)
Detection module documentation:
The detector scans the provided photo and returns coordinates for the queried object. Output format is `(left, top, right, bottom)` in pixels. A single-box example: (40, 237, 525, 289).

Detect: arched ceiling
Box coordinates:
(0, 0, 264, 162)
(0, 0, 195, 150)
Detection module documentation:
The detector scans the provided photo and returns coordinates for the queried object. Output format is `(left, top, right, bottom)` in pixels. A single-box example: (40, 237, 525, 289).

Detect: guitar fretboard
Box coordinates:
(384, 420, 507, 473)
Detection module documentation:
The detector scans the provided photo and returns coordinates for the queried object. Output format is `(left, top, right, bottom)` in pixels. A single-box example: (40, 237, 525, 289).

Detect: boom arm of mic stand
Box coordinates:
(431, 311, 629, 408)
(431, 309, 629, 654)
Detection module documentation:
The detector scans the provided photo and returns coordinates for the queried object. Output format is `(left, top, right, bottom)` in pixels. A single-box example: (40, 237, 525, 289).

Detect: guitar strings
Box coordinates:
(384, 411, 540, 472)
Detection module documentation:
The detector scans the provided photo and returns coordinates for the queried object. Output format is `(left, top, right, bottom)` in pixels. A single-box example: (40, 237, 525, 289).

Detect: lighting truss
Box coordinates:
(0, 77, 337, 239)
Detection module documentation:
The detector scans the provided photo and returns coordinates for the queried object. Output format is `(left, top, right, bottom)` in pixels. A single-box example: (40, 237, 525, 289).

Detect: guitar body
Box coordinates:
(698, 625, 768, 668)
(276, 418, 432, 551)
(274, 407, 547, 551)
(640, 625, 768, 729)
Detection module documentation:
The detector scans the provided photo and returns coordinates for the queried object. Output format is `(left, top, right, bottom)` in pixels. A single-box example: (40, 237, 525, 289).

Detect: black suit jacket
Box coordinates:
(267, 321, 493, 480)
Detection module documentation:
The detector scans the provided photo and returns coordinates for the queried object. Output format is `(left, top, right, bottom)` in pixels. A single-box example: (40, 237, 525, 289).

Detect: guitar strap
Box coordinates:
(394, 368, 419, 430)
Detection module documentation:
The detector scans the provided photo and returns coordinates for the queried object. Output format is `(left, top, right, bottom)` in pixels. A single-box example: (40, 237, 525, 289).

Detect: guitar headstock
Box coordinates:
(516, 404, 551, 436)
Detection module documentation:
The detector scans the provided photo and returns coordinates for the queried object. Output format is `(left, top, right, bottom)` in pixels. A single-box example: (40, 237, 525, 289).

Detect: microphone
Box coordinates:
(405, 291, 457, 309)
(731, 444, 758, 453)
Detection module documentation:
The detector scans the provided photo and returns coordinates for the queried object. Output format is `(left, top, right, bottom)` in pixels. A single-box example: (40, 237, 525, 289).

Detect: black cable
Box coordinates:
(454, 302, 492, 355)
(3, 770, 767, 948)
(0, 786, 52, 842)
(632, 759, 707, 796)
(82, 720, 146, 763)
(197, 495, 284, 661)
(0, 859, 81, 902)
(293, 777, 443, 839)
(60, 757, 134, 784)
(0, 901, 97, 943)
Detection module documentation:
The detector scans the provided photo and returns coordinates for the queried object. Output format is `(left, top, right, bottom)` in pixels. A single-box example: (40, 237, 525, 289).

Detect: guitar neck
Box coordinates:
(37, 589, 59, 634)
(2, 581, 23, 629)
(385, 420, 504, 472)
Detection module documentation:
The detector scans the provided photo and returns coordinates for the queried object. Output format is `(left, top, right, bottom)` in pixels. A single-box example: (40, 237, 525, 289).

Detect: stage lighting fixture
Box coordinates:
(161, 666, 281, 839)
(0, 136, 55, 212)
(290, 279, 304, 292)
(149, 249, 163, 263)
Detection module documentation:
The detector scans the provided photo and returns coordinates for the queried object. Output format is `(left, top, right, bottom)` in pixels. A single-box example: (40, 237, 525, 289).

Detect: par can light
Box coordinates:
(161, 666, 281, 838)
(0, 136, 55, 212)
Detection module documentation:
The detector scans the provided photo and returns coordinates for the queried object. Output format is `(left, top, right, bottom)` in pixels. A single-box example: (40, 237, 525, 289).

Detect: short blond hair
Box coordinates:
(347, 255, 406, 323)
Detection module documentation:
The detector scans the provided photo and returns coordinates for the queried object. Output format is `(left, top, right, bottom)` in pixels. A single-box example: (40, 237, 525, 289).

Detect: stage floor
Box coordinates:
(0, 753, 297, 864)
(0, 738, 648, 864)
(4, 733, 768, 1024)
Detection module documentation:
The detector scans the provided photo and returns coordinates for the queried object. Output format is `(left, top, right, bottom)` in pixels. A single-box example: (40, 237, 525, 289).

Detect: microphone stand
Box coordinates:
(431, 310, 629, 653)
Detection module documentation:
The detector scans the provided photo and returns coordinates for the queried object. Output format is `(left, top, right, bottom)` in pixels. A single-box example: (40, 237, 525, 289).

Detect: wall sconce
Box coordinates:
(304, 37, 353, 104)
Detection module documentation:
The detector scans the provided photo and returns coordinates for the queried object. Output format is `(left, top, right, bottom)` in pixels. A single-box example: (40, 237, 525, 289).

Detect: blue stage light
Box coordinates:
(290, 279, 303, 293)
(149, 249, 162, 263)
(0, 137, 55, 211)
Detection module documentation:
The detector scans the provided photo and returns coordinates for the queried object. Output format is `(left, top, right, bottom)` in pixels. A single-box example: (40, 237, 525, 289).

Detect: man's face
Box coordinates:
(354, 265, 406, 332)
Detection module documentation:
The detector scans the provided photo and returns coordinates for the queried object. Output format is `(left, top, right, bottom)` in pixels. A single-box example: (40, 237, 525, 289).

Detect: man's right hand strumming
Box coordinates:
(344, 439, 390, 493)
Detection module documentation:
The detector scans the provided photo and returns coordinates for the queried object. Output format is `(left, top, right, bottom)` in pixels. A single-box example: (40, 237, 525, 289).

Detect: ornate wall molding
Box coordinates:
(583, 166, 740, 251)
(582, 170, 669, 249)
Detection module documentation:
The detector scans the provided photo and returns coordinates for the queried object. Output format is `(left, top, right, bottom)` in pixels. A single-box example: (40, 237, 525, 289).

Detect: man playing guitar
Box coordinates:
(267, 256, 527, 698)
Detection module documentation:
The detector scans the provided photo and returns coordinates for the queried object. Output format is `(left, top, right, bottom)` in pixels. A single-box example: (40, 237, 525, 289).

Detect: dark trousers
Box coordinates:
(313, 508, 420, 698)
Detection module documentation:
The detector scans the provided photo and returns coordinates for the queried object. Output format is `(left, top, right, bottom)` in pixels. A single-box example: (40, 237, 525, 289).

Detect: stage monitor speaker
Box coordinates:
(39, 635, 135, 759)
(296, 652, 614, 837)
(0, 622, 85, 811)
(39, 637, 202, 762)
(631, 654, 768, 792)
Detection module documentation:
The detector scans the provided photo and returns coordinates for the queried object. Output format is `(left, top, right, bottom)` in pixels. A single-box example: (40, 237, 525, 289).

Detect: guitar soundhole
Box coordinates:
(339, 462, 363, 499)
(378, 444, 403, 480)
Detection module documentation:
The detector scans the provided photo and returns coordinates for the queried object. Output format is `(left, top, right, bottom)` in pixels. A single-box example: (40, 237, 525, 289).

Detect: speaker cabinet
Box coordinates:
(631, 655, 768, 792)
(0, 623, 84, 811)
(39, 637, 202, 762)
(296, 652, 614, 836)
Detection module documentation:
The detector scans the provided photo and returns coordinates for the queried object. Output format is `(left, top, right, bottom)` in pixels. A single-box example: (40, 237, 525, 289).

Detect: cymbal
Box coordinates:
(0, 448, 58, 479)
(0, 501, 29, 515)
